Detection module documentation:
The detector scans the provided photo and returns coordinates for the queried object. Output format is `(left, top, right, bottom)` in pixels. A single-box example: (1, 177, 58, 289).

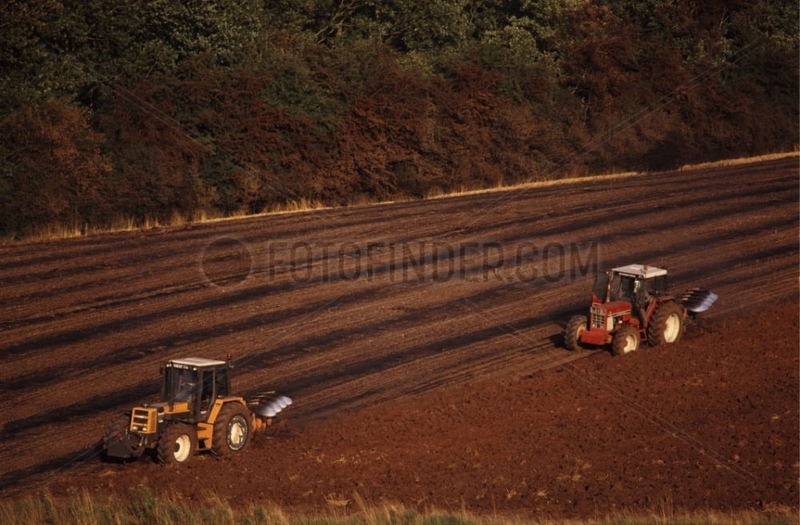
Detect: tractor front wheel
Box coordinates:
(611, 325, 640, 356)
(647, 301, 684, 346)
(102, 414, 144, 460)
(212, 403, 251, 457)
(564, 315, 588, 351)
(157, 423, 197, 465)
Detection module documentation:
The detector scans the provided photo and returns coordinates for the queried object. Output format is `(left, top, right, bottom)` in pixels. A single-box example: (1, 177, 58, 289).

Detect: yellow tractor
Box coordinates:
(103, 357, 291, 465)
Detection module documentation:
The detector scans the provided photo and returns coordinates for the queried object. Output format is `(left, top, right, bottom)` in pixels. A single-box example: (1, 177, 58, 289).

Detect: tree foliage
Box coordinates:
(0, 0, 797, 237)
(0, 99, 112, 236)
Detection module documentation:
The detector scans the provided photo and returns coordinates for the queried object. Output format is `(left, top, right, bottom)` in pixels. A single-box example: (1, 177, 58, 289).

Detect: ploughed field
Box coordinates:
(0, 157, 797, 518)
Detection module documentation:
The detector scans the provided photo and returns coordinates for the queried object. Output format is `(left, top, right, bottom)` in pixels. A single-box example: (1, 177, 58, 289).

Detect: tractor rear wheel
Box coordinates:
(157, 423, 197, 465)
(647, 301, 684, 346)
(103, 414, 130, 448)
(212, 403, 251, 457)
(564, 315, 588, 350)
(611, 325, 640, 356)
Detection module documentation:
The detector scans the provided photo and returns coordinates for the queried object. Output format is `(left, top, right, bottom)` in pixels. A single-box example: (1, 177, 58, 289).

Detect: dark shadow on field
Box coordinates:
(454, 178, 795, 248)
(1, 276, 381, 360)
(1, 283, 580, 441)
(238, 293, 587, 420)
(236, 158, 796, 248)
(0, 445, 102, 494)
(1, 159, 793, 296)
(0, 284, 387, 391)
(279, 335, 595, 425)
(3, 203, 795, 395)
(2, 157, 795, 426)
(1, 165, 794, 344)
(1, 380, 158, 439)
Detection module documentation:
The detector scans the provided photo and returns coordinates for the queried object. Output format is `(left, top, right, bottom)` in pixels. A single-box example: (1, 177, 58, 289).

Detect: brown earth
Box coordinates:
(0, 156, 798, 518)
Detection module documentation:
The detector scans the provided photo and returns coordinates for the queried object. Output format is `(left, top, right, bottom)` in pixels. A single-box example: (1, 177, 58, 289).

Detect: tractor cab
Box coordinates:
(162, 357, 230, 422)
(593, 264, 668, 307)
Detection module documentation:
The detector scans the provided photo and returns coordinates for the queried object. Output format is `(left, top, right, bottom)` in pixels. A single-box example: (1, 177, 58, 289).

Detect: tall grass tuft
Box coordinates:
(0, 488, 797, 525)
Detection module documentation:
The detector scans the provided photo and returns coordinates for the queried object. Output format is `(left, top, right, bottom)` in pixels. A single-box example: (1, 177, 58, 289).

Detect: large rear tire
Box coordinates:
(647, 301, 684, 346)
(564, 315, 588, 351)
(103, 414, 130, 448)
(611, 325, 640, 356)
(157, 423, 197, 465)
(212, 403, 251, 457)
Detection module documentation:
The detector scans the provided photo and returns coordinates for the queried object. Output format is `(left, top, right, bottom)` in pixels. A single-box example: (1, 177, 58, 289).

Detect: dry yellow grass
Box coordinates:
(677, 151, 799, 172)
(6, 151, 798, 245)
(0, 488, 796, 525)
(428, 151, 800, 201)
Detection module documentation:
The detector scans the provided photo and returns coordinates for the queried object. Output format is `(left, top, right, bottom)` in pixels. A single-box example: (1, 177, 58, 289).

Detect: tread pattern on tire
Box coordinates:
(564, 315, 587, 351)
(157, 423, 197, 465)
(612, 325, 640, 356)
(647, 301, 684, 346)
(212, 403, 251, 457)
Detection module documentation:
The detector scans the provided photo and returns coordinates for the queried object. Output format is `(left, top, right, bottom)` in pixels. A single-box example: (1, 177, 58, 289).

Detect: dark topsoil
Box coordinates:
(47, 299, 799, 519)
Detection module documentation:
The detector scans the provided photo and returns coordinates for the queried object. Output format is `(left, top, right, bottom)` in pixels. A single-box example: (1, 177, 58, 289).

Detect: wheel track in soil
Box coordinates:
(0, 156, 797, 495)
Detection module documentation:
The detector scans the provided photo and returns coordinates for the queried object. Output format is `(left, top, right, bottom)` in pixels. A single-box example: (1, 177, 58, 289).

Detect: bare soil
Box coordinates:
(0, 157, 797, 518)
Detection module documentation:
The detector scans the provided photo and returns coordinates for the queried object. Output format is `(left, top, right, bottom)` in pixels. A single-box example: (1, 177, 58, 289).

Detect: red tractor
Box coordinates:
(564, 264, 717, 355)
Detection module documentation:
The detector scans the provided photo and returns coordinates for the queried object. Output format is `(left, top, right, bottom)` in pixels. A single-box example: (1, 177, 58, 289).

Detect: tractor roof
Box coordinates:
(612, 264, 667, 279)
(168, 357, 227, 368)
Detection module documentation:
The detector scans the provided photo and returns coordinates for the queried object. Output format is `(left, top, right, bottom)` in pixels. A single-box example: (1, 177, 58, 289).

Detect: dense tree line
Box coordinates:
(1, 0, 797, 237)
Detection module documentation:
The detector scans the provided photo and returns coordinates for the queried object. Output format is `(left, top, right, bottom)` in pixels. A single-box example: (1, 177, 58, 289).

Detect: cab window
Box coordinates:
(610, 275, 635, 302)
